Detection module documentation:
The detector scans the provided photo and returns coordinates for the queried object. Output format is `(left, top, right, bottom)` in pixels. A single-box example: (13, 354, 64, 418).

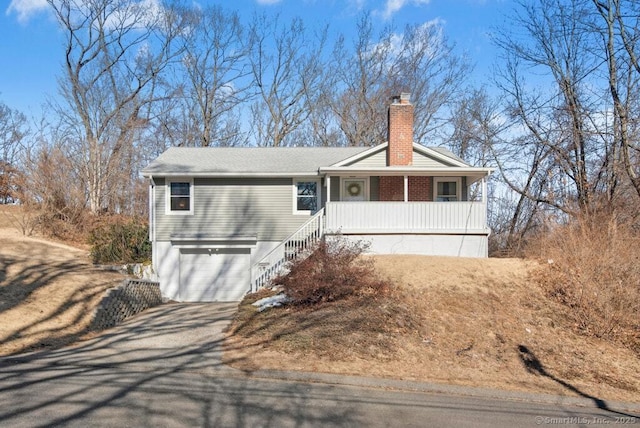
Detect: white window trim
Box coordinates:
(293, 178, 321, 215)
(166, 177, 194, 215)
(339, 176, 370, 201)
(433, 177, 462, 202)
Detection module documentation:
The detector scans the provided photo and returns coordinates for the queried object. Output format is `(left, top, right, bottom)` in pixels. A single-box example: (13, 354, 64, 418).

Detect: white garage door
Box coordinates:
(179, 248, 250, 302)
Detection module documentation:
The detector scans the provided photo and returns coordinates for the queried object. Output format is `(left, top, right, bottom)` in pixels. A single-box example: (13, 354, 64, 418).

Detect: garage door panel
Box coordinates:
(179, 248, 250, 302)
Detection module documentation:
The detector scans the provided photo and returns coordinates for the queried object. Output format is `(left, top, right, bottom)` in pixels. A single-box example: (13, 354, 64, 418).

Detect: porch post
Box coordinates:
(403, 175, 408, 202)
(326, 176, 331, 202)
(482, 177, 487, 203)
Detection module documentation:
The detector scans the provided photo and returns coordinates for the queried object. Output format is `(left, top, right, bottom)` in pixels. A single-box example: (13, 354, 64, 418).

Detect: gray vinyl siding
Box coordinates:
(411, 150, 452, 167)
(329, 178, 340, 202)
(345, 149, 386, 167)
(155, 177, 316, 241)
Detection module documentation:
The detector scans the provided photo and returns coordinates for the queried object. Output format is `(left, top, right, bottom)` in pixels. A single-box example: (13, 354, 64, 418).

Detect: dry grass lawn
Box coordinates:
(225, 255, 640, 403)
(0, 205, 125, 356)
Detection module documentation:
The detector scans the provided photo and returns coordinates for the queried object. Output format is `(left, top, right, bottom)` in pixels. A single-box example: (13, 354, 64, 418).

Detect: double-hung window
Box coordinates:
(167, 179, 193, 214)
(294, 179, 319, 214)
(434, 177, 461, 202)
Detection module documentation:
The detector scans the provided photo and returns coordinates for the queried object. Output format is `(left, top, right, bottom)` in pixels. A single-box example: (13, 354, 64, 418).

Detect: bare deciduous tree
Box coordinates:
(592, 0, 640, 199)
(494, 0, 605, 215)
(330, 15, 393, 147)
(48, 0, 186, 214)
(0, 101, 29, 204)
(248, 14, 328, 147)
(330, 14, 470, 147)
(389, 20, 470, 143)
(447, 88, 546, 253)
(181, 5, 250, 147)
(448, 89, 502, 168)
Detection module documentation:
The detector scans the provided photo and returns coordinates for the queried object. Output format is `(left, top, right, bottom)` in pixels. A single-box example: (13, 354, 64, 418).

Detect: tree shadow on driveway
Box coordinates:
(0, 302, 363, 427)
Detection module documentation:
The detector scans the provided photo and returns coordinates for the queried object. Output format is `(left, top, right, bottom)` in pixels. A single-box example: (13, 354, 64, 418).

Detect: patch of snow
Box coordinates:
(252, 293, 291, 312)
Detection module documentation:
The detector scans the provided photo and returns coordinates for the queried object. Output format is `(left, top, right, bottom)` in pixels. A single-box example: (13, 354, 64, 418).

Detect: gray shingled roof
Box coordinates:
(429, 146, 470, 166)
(141, 144, 470, 176)
(142, 146, 370, 176)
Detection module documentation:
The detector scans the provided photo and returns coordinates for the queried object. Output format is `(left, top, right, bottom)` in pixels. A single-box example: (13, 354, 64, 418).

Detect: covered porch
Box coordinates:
(320, 166, 491, 234)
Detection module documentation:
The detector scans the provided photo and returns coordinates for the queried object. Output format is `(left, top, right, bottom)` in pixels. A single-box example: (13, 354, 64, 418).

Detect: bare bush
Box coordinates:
(274, 237, 391, 306)
(88, 215, 150, 264)
(528, 212, 640, 353)
(4, 201, 39, 236)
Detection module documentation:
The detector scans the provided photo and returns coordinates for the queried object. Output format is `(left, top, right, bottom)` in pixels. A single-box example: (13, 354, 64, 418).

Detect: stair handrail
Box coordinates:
(250, 207, 325, 292)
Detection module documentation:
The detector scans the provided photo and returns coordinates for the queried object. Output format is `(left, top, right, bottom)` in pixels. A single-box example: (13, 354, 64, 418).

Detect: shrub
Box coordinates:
(528, 212, 640, 353)
(88, 217, 151, 264)
(274, 236, 391, 306)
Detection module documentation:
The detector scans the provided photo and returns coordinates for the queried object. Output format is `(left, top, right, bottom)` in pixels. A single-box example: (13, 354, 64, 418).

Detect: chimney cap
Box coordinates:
(391, 93, 412, 104)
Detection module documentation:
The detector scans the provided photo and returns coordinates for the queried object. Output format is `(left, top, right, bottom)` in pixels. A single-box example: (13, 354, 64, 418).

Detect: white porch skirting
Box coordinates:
(327, 233, 488, 258)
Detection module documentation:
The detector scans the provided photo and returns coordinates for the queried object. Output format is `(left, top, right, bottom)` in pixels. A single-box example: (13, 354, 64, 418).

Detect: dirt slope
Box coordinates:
(226, 255, 640, 403)
(0, 208, 124, 356)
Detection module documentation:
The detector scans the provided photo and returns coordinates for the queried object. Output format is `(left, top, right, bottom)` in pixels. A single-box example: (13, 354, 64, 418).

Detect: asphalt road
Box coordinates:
(0, 303, 637, 427)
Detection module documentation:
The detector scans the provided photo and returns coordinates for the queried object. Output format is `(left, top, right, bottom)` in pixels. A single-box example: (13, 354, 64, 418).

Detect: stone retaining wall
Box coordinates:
(91, 279, 163, 331)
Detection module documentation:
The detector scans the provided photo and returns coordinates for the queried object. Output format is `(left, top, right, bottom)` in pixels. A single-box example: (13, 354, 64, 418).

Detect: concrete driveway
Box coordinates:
(0, 301, 242, 386)
(62, 302, 241, 373)
(0, 303, 638, 427)
(31, 302, 241, 375)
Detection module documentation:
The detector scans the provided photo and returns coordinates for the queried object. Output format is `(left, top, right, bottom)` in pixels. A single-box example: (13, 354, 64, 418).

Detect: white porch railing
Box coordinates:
(250, 202, 487, 291)
(250, 208, 325, 292)
(325, 201, 488, 234)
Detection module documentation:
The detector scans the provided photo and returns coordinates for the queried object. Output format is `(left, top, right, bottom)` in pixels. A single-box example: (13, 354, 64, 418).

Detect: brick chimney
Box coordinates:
(387, 93, 414, 166)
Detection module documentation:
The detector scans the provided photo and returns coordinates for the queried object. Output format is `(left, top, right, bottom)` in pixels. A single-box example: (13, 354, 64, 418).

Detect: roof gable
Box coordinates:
(331, 143, 388, 167)
(333, 143, 470, 168)
(413, 145, 470, 167)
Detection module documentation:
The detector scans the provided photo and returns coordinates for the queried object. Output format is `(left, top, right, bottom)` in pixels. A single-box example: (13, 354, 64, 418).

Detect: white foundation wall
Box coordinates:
(329, 234, 488, 258)
(155, 241, 181, 300)
(153, 240, 281, 301)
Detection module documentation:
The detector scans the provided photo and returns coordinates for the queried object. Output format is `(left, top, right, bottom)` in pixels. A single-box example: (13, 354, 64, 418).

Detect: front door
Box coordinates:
(342, 178, 368, 201)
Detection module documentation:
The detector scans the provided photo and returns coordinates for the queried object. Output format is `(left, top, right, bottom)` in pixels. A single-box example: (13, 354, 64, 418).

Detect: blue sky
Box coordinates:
(1, 0, 509, 118)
